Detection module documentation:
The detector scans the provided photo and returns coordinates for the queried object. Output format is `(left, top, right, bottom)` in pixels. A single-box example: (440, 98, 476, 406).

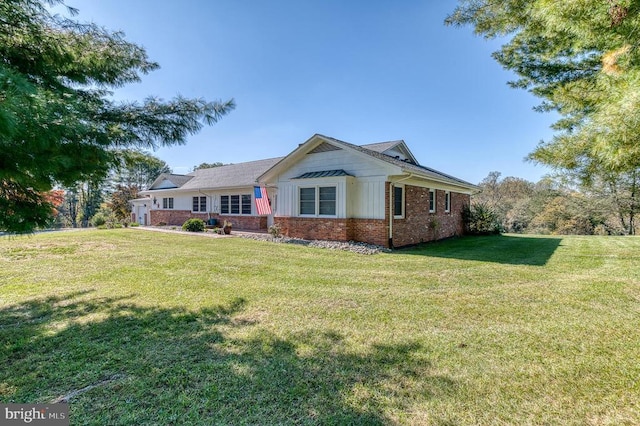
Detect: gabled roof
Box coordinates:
(142, 157, 284, 194)
(335, 138, 476, 188)
(258, 134, 477, 190)
(181, 157, 284, 190)
(361, 141, 403, 153)
(360, 140, 418, 164)
(148, 173, 194, 190)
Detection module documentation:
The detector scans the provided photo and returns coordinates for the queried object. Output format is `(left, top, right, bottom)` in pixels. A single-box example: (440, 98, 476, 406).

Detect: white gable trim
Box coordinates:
(155, 179, 179, 189)
(258, 134, 404, 183)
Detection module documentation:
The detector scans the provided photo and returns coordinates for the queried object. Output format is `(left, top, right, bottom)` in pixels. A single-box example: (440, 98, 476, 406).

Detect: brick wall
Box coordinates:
(391, 186, 469, 247)
(274, 183, 470, 248)
(347, 219, 388, 247)
(150, 210, 267, 230)
(276, 217, 350, 241)
(275, 217, 389, 246)
(149, 184, 470, 248)
(219, 215, 267, 231)
(150, 210, 208, 226)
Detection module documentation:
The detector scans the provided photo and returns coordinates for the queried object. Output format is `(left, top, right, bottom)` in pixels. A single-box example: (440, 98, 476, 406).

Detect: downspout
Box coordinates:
(388, 173, 415, 248)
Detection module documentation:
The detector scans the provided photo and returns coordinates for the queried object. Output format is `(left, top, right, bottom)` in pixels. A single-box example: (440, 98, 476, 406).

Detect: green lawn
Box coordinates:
(1, 229, 639, 425)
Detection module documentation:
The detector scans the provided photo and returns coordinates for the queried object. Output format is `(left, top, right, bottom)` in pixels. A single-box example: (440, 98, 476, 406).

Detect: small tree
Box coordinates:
(463, 203, 502, 235)
(108, 184, 139, 222)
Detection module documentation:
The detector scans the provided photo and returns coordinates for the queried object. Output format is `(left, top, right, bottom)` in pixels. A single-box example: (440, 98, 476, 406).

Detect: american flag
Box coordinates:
(254, 186, 272, 215)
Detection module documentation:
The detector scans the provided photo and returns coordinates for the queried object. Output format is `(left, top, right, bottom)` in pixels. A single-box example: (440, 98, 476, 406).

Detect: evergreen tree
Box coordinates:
(112, 150, 172, 192)
(0, 0, 234, 233)
(447, 1, 640, 173)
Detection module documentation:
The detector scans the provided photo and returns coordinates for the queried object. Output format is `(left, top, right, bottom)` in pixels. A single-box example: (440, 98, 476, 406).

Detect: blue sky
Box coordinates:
(59, 0, 557, 184)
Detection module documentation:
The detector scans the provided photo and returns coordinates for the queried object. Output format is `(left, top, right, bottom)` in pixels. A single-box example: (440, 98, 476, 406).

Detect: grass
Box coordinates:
(0, 229, 639, 425)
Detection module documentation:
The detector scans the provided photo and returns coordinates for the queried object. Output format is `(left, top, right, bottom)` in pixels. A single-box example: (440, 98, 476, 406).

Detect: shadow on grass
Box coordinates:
(0, 292, 455, 424)
(397, 234, 562, 266)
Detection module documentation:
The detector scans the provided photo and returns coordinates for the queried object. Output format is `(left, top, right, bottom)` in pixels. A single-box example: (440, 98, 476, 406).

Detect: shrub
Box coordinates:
(268, 223, 282, 238)
(463, 203, 502, 235)
(91, 212, 108, 227)
(182, 218, 205, 232)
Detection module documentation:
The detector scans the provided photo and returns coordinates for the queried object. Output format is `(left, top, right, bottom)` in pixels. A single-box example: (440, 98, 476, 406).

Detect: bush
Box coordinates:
(463, 203, 502, 235)
(91, 212, 109, 227)
(182, 218, 205, 232)
(268, 223, 282, 238)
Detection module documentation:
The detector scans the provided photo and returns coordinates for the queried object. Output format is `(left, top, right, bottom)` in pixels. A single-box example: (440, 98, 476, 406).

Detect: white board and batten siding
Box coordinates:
(274, 148, 393, 219)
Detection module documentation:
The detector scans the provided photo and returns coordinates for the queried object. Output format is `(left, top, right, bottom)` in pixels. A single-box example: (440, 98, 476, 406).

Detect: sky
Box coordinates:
(57, 0, 558, 184)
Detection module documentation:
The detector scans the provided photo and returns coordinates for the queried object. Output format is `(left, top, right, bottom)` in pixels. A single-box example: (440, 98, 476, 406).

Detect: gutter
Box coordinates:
(400, 166, 479, 193)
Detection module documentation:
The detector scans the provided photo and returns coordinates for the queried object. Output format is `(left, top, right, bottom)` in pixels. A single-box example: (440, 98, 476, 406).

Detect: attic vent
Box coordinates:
(308, 142, 342, 154)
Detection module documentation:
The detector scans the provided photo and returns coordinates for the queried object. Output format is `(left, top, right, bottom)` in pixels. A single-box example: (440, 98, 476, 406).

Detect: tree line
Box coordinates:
(473, 171, 638, 235)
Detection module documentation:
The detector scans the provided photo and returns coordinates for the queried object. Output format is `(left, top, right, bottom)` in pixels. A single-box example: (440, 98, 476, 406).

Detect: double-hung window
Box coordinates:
(192, 196, 206, 212)
(162, 197, 174, 209)
(220, 194, 252, 215)
(241, 195, 252, 214)
(393, 186, 404, 218)
(299, 186, 336, 216)
(428, 189, 435, 213)
(319, 187, 336, 215)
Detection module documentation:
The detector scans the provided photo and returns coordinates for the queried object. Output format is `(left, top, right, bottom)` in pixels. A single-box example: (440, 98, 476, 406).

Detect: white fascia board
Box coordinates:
(257, 134, 329, 183)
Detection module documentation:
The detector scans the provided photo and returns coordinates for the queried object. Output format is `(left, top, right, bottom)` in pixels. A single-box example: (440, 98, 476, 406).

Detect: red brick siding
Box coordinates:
(391, 186, 469, 247)
(150, 210, 267, 230)
(274, 183, 470, 248)
(150, 210, 208, 226)
(276, 217, 350, 242)
(347, 219, 388, 247)
(275, 217, 389, 247)
(220, 215, 267, 231)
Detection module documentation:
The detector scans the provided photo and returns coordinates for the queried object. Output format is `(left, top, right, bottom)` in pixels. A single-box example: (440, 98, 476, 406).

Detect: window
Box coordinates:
(445, 191, 451, 213)
(393, 186, 404, 217)
(319, 187, 336, 215)
(220, 194, 252, 215)
(299, 188, 316, 215)
(230, 195, 240, 214)
(192, 196, 206, 212)
(221, 195, 229, 214)
(299, 186, 336, 216)
(429, 189, 435, 213)
(162, 197, 174, 209)
(241, 194, 252, 215)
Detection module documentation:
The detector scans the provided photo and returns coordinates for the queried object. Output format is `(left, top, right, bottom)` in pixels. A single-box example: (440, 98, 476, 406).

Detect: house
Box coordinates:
(135, 134, 478, 247)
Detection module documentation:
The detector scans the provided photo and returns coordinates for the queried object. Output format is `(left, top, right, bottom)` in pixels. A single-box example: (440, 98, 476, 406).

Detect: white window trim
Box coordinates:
(220, 194, 253, 215)
(192, 196, 207, 213)
(429, 189, 435, 213)
(393, 185, 404, 219)
(445, 191, 451, 213)
(298, 185, 338, 217)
